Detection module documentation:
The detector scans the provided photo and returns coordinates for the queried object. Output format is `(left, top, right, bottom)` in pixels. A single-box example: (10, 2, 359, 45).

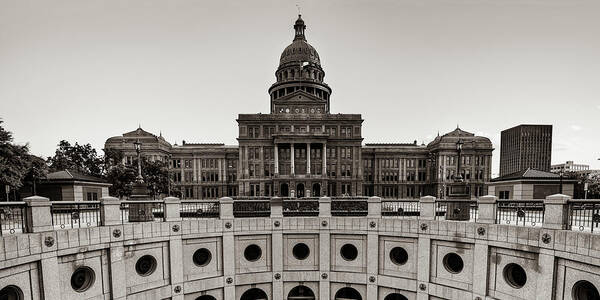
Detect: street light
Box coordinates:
(133, 140, 143, 183)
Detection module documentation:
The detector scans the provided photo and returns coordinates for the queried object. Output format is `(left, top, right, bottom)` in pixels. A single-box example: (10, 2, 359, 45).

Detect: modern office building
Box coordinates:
(551, 161, 590, 174)
(105, 16, 494, 199)
(499, 124, 552, 177)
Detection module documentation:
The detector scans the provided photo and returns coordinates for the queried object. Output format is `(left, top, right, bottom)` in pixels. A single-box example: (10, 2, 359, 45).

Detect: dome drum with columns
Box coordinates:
(269, 15, 332, 115)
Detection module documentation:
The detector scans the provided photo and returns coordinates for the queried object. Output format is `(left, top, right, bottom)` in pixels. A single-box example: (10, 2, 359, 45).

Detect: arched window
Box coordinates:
(240, 288, 268, 300)
(384, 293, 408, 300)
(288, 285, 315, 300)
(334, 287, 362, 300)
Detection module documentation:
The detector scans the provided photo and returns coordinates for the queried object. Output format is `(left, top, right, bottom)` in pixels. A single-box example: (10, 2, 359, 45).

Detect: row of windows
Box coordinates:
(241, 125, 358, 138)
(170, 158, 227, 169)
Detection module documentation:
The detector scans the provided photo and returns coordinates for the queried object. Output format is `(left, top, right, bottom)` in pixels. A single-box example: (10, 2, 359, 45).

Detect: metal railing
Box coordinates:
(496, 199, 544, 227)
(233, 200, 271, 218)
(180, 200, 220, 219)
(283, 198, 319, 217)
(381, 200, 420, 219)
(50, 201, 100, 229)
(120, 200, 165, 223)
(568, 200, 600, 233)
(0, 202, 26, 235)
(331, 199, 368, 216)
(435, 200, 478, 222)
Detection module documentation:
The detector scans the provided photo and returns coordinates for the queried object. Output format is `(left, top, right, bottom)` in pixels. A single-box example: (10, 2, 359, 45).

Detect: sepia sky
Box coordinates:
(1, 0, 599, 175)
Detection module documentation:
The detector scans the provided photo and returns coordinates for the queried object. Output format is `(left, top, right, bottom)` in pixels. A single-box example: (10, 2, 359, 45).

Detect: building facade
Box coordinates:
(104, 15, 494, 199)
(551, 161, 590, 174)
(499, 124, 552, 176)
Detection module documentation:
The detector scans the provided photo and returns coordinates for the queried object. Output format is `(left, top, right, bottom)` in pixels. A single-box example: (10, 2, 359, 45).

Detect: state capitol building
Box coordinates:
(105, 15, 493, 200)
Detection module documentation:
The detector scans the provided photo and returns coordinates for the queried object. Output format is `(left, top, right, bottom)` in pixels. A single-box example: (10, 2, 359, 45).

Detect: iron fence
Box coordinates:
(233, 200, 271, 218)
(120, 200, 165, 223)
(180, 200, 220, 219)
(435, 200, 478, 222)
(381, 200, 420, 219)
(0, 202, 26, 235)
(496, 200, 544, 227)
(331, 199, 368, 216)
(283, 198, 319, 217)
(568, 200, 600, 233)
(50, 201, 100, 229)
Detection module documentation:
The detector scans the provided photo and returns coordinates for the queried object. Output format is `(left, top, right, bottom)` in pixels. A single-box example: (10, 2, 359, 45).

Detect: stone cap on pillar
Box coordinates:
(163, 196, 181, 203)
(270, 196, 283, 204)
(545, 194, 571, 205)
(100, 196, 121, 204)
(319, 196, 331, 203)
(368, 196, 381, 203)
(219, 197, 233, 204)
(478, 195, 498, 204)
(23, 196, 51, 206)
(419, 196, 436, 203)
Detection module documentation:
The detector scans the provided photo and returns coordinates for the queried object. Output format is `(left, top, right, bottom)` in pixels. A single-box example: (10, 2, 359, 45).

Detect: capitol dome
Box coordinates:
(279, 38, 321, 67)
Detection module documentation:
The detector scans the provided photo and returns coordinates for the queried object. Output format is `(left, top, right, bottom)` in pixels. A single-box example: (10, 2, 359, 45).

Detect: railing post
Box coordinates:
(367, 196, 381, 218)
(100, 196, 122, 226)
(23, 196, 53, 232)
(163, 196, 181, 222)
(477, 195, 498, 224)
(543, 194, 570, 230)
(271, 196, 283, 218)
(319, 196, 331, 217)
(419, 196, 436, 220)
(219, 197, 234, 219)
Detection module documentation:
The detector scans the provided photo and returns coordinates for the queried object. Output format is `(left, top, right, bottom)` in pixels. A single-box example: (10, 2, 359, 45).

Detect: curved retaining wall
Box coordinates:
(1, 215, 599, 300)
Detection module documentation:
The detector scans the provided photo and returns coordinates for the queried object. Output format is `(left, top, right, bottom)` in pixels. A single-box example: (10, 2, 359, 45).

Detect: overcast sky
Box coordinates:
(1, 0, 599, 175)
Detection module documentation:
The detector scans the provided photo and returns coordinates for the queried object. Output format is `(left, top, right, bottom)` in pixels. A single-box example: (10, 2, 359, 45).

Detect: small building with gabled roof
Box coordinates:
(488, 168, 576, 199)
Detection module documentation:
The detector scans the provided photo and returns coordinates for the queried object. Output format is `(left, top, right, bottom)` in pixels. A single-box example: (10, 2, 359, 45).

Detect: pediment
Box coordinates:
(275, 90, 325, 103)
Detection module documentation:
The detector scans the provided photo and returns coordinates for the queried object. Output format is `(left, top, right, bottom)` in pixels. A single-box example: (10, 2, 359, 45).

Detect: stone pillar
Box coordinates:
(322, 143, 327, 176)
(271, 197, 283, 218)
(163, 197, 181, 222)
(219, 197, 234, 220)
(23, 196, 53, 232)
(220, 199, 235, 299)
(307, 143, 311, 175)
(319, 196, 331, 217)
(271, 197, 284, 299)
(109, 244, 127, 299)
(100, 196, 122, 226)
(477, 195, 497, 224)
(290, 143, 295, 175)
(40, 251, 61, 300)
(367, 196, 381, 218)
(535, 249, 556, 300)
(416, 236, 431, 300)
(543, 194, 570, 230)
(472, 242, 489, 298)
(419, 196, 436, 220)
(274, 144, 279, 175)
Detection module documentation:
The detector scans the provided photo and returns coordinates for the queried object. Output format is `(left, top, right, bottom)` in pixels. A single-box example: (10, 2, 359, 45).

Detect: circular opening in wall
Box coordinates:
(340, 244, 359, 261)
(193, 248, 212, 267)
(0, 285, 24, 300)
(71, 266, 95, 292)
(390, 247, 409, 266)
(573, 280, 600, 300)
(292, 243, 310, 260)
(135, 255, 158, 277)
(503, 263, 527, 289)
(442, 253, 464, 274)
(244, 244, 262, 262)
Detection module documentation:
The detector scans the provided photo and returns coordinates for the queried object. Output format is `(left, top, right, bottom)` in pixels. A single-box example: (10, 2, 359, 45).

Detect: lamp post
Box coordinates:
(129, 139, 153, 222)
(446, 138, 471, 221)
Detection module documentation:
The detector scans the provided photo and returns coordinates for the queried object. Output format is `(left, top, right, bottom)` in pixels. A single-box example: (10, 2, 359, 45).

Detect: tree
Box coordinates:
(142, 159, 170, 198)
(585, 172, 600, 199)
(0, 120, 31, 200)
(23, 156, 48, 195)
(47, 140, 104, 177)
(105, 163, 136, 199)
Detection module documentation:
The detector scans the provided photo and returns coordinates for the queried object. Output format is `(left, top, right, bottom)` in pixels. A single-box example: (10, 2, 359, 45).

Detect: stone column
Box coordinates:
(307, 143, 311, 175)
(220, 197, 235, 299)
(419, 196, 436, 220)
(23, 196, 53, 232)
(416, 236, 431, 300)
(322, 143, 327, 176)
(543, 194, 570, 230)
(472, 241, 489, 298)
(477, 195, 497, 224)
(109, 244, 127, 299)
(319, 196, 331, 300)
(291, 143, 295, 175)
(100, 196, 122, 226)
(274, 144, 279, 175)
(367, 196, 381, 218)
(271, 197, 284, 299)
(319, 196, 331, 217)
(163, 197, 181, 222)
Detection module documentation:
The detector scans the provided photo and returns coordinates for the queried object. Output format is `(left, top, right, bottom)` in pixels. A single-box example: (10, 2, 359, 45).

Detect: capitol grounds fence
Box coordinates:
(120, 200, 165, 223)
(435, 199, 479, 222)
(50, 201, 100, 229)
(496, 199, 544, 227)
(8, 194, 600, 234)
(568, 199, 600, 233)
(282, 197, 319, 217)
(381, 199, 420, 219)
(0, 202, 26, 236)
(180, 200, 220, 219)
(331, 197, 368, 216)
